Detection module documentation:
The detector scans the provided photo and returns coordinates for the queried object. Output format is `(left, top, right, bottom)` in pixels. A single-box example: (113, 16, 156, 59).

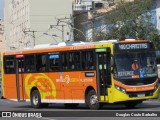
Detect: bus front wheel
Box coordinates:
(85, 90, 101, 110)
(31, 90, 42, 109)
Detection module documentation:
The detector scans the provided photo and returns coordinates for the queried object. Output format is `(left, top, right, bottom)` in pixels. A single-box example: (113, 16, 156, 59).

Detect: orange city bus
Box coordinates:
(1, 39, 159, 109)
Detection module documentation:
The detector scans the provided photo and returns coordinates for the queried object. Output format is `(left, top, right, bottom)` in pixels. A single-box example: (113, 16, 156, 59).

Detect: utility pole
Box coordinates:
(56, 17, 71, 41)
(23, 30, 37, 46)
(62, 25, 65, 41)
(50, 25, 66, 41)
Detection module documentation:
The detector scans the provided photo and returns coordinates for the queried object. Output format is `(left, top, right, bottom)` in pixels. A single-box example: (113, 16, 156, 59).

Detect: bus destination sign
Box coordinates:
(118, 43, 149, 50)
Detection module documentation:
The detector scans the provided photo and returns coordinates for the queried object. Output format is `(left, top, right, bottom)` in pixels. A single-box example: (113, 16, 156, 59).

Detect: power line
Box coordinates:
(50, 25, 66, 41)
(23, 30, 37, 46)
(30, 14, 70, 16)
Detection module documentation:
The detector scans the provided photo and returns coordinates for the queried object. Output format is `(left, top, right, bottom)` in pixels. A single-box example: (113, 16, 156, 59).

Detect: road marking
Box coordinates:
(40, 117, 56, 120)
(0, 99, 13, 104)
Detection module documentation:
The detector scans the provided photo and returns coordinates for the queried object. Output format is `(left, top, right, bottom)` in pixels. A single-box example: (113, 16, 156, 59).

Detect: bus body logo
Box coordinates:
(25, 73, 56, 99)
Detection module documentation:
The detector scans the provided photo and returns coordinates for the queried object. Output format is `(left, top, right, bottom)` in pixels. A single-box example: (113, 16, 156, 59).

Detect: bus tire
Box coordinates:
(85, 89, 101, 110)
(31, 90, 42, 109)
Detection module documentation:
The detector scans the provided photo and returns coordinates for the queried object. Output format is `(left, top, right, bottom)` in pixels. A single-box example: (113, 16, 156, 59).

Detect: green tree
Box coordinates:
(95, 0, 160, 49)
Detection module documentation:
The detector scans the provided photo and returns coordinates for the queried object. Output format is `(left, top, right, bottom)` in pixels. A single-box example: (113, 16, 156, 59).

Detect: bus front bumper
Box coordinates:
(108, 87, 159, 103)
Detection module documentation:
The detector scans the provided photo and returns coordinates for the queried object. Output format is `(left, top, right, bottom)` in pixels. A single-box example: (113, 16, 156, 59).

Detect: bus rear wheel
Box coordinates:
(85, 90, 101, 110)
(31, 90, 42, 109)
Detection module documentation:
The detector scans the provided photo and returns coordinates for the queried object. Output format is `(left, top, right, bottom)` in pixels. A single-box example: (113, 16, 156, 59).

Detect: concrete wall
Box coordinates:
(29, 0, 73, 46)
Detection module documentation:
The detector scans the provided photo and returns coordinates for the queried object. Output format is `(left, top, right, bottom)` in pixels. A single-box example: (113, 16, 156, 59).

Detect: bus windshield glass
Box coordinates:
(114, 42, 157, 79)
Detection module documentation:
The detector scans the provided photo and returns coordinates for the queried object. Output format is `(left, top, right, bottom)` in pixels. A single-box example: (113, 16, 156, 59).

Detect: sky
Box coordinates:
(0, 0, 4, 19)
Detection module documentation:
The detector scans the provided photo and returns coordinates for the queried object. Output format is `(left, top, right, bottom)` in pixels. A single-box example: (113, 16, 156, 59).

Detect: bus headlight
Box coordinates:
(121, 88, 126, 94)
(115, 85, 126, 94)
(154, 84, 159, 92)
(115, 86, 120, 90)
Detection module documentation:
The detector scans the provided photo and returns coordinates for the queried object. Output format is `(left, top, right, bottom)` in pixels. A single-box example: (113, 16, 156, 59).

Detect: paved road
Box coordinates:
(0, 99, 160, 111)
(0, 99, 160, 120)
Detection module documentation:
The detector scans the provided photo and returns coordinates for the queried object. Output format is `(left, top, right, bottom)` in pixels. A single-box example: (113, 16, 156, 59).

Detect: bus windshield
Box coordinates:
(114, 51, 157, 79)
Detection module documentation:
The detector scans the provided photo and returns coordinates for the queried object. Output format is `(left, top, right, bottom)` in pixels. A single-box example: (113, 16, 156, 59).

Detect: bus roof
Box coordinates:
(4, 39, 150, 55)
(119, 39, 150, 43)
(4, 40, 116, 55)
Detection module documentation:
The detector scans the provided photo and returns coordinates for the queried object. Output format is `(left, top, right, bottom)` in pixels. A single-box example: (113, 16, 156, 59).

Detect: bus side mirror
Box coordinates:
(110, 55, 115, 74)
(110, 55, 115, 67)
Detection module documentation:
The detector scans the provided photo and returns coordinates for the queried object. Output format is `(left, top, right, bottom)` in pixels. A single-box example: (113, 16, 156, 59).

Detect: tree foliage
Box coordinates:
(95, 0, 160, 49)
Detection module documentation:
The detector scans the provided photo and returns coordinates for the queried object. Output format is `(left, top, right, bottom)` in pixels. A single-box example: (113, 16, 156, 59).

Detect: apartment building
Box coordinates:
(0, 19, 5, 51)
(4, 0, 73, 51)
(73, 0, 115, 11)
(0, 19, 6, 72)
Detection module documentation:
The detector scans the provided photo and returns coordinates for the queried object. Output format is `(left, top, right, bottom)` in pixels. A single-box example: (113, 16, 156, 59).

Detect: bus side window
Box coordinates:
(74, 52, 81, 70)
(62, 53, 68, 71)
(82, 51, 95, 70)
(4, 56, 15, 74)
(49, 54, 60, 71)
(25, 55, 35, 72)
(18, 59, 24, 73)
(36, 54, 47, 72)
(68, 52, 74, 70)
(68, 52, 81, 70)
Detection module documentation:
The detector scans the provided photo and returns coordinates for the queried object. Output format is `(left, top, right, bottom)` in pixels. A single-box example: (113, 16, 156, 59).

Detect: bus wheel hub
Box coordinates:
(33, 95, 39, 105)
(90, 95, 98, 105)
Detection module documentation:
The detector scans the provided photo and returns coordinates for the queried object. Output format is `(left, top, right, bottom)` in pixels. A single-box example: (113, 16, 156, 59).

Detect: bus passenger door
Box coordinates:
(96, 48, 111, 101)
(15, 55, 25, 101)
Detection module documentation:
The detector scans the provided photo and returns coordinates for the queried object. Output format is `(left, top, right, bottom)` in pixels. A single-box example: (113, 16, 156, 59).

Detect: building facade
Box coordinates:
(73, 0, 116, 41)
(73, 0, 160, 42)
(0, 19, 5, 52)
(4, 0, 73, 51)
(73, 0, 111, 11)
(0, 19, 6, 72)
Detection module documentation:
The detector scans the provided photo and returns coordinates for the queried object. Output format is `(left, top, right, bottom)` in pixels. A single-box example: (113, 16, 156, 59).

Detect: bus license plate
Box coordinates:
(137, 94, 145, 97)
